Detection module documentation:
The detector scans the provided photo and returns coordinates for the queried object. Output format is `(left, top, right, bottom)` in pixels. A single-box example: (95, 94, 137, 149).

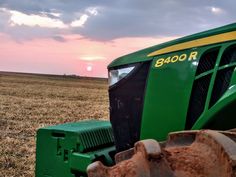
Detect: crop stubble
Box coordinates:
(0, 72, 109, 176)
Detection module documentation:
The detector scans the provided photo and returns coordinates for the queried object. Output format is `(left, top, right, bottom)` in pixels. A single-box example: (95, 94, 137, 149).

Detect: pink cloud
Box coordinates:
(0, 33, 178, 77)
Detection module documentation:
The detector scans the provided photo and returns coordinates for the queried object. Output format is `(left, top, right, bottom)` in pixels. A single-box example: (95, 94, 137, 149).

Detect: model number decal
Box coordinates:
(154, 51, 198, 68)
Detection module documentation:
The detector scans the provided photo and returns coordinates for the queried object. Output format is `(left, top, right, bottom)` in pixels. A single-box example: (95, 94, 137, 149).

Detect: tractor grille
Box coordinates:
(186, 48, 219, 129)
(186, 43, 236, 129)
(109, 62, 150, 152)
(195, 47, 219, 75)
(186, 74, 212, 129)
(219, 45, 236, 66)
(209, 67, 234, 107)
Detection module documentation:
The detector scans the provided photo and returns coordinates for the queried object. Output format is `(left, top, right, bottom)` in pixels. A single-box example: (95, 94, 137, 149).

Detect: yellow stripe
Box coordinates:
(147, 31, 236, 57)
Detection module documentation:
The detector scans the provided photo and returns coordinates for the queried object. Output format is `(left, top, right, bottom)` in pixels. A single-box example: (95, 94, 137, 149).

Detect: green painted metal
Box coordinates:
(192, 42, 236, 130)
(36, 120, 115, 177)
(192, 86, 236, 130)
(108, 23, 236, 142)
(109, 23, 236, 68)
(141, 41, 236, 141)
(140, 47, 205, 140)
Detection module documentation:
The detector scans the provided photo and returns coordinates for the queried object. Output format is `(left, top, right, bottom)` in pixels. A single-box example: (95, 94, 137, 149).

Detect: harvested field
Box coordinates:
(0, 72, 109, 177)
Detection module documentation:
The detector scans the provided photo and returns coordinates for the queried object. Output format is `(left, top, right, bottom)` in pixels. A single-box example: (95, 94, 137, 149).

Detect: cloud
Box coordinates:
(79, 56, 106, 61)
(71, 14, 89, 27)
(86, 7, 99, 16)
(70, 7, 98, 27)
(70, 0, 236, 40)
(3, 25, 65, 42)
(52, 35, 66, 42)
(0, 0, 235, 42)
(9, 10, 68, 28)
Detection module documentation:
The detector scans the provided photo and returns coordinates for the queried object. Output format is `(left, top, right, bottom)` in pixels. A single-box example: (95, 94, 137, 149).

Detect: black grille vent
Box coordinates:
(196, 47, 219, 75)
(219, 45, 236, 66)
(209, 67, 234, 107)
(109, 62, 150, 152)
(186, 74, 212, 129)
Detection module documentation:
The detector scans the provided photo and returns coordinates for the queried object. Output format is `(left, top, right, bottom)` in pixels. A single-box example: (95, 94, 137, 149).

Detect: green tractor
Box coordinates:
(36, 23, 236, 177)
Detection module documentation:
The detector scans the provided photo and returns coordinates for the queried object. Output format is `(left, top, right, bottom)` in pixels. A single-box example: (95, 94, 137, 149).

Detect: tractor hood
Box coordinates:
(108, 23, 236, 69)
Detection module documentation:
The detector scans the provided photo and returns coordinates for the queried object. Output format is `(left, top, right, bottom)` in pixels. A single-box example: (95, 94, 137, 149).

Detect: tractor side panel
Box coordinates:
(140, 49, 201, 140)
(140, 41, 236, 141)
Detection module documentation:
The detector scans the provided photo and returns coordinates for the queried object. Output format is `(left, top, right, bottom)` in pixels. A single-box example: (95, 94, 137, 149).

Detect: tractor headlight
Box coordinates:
(108, 65, 135, 86)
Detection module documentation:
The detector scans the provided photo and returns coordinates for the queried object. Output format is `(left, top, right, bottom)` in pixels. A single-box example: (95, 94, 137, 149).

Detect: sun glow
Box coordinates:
(86, 66, 93, 71)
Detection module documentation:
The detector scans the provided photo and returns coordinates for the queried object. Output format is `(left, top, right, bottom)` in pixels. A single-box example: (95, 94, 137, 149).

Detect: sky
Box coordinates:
(0, 0, 235, 77)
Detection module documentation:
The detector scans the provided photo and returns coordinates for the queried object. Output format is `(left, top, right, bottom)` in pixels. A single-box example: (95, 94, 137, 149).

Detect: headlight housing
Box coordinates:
(108, 65, 136, 86)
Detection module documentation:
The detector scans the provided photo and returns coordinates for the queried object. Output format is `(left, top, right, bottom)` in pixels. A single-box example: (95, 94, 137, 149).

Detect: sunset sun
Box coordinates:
(86, 66, 92, 72)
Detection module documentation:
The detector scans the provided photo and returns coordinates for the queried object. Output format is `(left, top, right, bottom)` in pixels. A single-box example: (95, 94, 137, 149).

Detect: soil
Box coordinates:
(0, 72, 109, 177)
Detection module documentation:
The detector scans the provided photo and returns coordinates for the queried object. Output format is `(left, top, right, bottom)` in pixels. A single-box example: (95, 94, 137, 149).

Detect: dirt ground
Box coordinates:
(0, 72, 109, 177)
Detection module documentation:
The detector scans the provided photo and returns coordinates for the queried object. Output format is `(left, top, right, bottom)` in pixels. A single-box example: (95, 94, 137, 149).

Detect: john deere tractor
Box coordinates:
(36, 23, 236, 177)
